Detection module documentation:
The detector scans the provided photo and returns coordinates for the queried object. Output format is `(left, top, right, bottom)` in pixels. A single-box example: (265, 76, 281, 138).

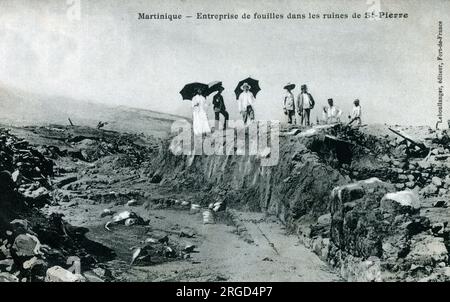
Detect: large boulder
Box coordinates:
(11, 233, 41, 258)
(0, 272, 19, 282)
(45, 266, 86, 282)
(380, 191, 420, 214)
(328, 178, 439, 281)
(330, 178, 394, 254)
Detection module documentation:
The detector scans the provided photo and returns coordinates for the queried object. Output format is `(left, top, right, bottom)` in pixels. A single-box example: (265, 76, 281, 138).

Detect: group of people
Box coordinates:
(191, 81, 363, 136)
(282, 83, 362, 126)
(191, 82, 256, 135)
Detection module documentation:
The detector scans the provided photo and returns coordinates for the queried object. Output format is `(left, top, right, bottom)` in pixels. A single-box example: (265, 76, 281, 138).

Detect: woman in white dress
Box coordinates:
(192, 88, 211, 136)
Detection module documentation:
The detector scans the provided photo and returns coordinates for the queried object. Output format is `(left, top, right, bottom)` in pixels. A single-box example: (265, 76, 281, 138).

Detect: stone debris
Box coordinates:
(183, 244, 196, 253)
(0, 272, 19, 282)
(11, 233, 42, 258)
(126, 199, 138, 206)
(100, 208, 116, 218)
(0, 259, 14, 272)
(323, 177, 449, 281)
(45, 266, 86, 282)
(1, 128, 116, 282)
(104, 210, 147, 231)
(380, 191, 420, 213)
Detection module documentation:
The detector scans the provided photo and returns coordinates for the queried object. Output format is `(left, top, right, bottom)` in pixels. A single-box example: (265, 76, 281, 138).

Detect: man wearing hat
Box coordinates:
(296, 84, 315, 126)
(348, 99, 362, 126)
(283, 83, 296, 124)
(238, 82, 255, 124)
(212, 86, 229, 130)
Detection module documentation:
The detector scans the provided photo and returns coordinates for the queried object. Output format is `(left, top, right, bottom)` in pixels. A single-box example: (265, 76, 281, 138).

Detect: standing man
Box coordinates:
(283, 83, 296, 124)
(325, 98, 342, 124)
(238, 82, 255, 124)
(296, 84, 315, 126)
(348, 99, 362, 126)
(212, 86, 229, 130)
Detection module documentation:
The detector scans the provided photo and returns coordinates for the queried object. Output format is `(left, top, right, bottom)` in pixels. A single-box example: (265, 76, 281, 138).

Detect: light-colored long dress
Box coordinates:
(192, 94, 211, 135)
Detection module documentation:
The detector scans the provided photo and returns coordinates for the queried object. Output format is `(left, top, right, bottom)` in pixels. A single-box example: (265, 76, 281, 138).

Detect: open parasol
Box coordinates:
(234, 77, 261, 100)
(179, 82, 209, 100)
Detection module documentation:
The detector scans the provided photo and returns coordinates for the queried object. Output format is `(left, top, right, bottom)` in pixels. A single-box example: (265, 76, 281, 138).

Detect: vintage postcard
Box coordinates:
(0, 0, 449, 288)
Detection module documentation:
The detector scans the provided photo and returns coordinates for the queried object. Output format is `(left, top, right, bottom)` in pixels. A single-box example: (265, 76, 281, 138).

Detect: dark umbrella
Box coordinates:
(206, 81, 223, 95)
(179, 82, 209, 100)
(234, 77, 261, 100)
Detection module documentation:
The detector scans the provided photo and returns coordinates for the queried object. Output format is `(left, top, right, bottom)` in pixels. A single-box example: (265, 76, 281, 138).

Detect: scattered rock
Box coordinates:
(179, 229, 195, 238)
(438, 188, 448, 196)
(100, 208, 115, 217)
(55, 175, 77, 188)
(0, 259, 14, 272)
(431, 223, 445, 236)
(183, 244, 196, 253)
(127, 199, 138, 206)
(212, 201, 226, 212)
(380, 191, 420, 213)
(432, 177, 443, 187)
(418, 161, 431, 170)
(9, 219, 34, 236)
(104, 211, 147, 231)
(433, 200, 447, 208)
(422, 184, 438, 195)
(45, 266, 86, 282)
(0, 272, 19, 282)
(150, 174, 162, 183)
(405, 181, 415, 189)
(0, 244, 11, 259)
(11, 233, 42, 258)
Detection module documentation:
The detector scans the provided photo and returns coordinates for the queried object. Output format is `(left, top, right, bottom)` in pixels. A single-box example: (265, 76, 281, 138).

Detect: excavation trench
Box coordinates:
(2, 124, 449, 282)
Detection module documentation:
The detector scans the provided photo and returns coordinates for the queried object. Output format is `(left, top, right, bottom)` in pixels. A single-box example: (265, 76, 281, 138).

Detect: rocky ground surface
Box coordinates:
(0, 122, 449, 282)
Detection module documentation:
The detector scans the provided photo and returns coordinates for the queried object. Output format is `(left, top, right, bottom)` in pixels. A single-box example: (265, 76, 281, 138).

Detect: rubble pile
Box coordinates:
(1, 128, 115, 282)
(320, 126, 450, 199)
(301, 178, 450, 281)
(1, 128, 54, 178)
(293, 125, 449, 281)
(1, 128, 56, 207)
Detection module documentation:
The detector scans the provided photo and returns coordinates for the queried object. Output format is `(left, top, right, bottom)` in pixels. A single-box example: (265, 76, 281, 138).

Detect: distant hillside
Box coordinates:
(0, 84, 189, 138)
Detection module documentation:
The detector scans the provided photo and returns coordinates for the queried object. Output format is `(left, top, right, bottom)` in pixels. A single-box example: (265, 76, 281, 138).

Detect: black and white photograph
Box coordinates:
(0, 0, 450, 288)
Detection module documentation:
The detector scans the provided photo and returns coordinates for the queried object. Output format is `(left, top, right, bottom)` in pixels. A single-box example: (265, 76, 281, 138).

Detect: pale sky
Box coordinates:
(0, 0, 449, 126)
